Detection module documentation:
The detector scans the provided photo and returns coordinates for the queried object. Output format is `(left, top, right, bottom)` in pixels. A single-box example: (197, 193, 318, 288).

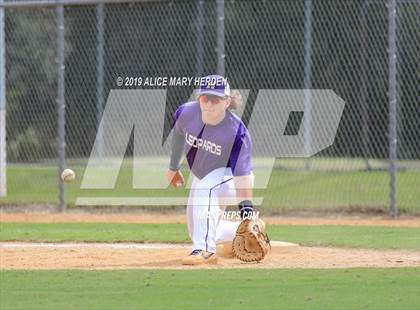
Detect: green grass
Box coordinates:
(1, 223, 419, 250)
(1, 268, 419, 309)
(260, 169, 420, 210)
(3, 159, 420, 212)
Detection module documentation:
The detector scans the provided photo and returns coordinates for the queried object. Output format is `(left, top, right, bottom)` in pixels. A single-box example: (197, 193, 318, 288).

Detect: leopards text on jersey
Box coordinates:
(172, 101, 253, 179)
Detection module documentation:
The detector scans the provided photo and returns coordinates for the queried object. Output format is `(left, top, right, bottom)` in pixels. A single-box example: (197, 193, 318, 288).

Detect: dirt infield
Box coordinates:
(1, 242, 419, 270)
(1, 211, 419, 270)
(1, 212, 419, 227)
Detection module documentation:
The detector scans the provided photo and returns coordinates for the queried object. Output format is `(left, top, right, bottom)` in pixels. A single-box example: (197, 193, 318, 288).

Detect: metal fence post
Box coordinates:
(303, 0, 313, 171)
(195, 0, 204, 77)
(216, 0, 225, 75)
(57, 4, 66, 211)
(360, 1, 372, 171)
(0, 0, 5, 198)
(388, 0, 398, 217)
(96, 2, 105, 158)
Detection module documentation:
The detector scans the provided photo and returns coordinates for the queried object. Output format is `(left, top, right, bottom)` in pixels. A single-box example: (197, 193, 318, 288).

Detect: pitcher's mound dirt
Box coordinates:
(1, 242, 419, 270)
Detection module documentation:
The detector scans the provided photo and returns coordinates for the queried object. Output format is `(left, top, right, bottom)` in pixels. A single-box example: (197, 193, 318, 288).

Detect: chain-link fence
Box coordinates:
(0, 0, 419, 215)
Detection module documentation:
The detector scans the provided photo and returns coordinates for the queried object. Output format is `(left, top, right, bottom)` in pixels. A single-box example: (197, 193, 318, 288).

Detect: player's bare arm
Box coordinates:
(233, 174, 253, 203)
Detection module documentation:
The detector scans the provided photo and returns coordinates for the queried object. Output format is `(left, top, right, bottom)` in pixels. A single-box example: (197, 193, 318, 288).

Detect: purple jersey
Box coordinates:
(174, 101, 253, 179)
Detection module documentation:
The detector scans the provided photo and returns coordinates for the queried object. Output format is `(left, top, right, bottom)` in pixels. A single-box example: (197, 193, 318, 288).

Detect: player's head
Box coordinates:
(198, 74, 230, 98)
(197, 74, 230, 106)
(198, 75, 231, 124)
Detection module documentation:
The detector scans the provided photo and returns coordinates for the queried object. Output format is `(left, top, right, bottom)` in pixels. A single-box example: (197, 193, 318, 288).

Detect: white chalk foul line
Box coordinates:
(0, 241, 298, 249)
(75, 197, 264, 206)
(0, 242, 190, 249)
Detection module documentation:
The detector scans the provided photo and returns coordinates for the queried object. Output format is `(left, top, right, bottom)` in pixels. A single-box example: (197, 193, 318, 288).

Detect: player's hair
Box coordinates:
(228, 90, 242, 110)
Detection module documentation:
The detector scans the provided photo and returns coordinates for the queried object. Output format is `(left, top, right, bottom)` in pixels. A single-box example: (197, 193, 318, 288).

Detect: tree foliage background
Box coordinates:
(5, 0, 420, 162)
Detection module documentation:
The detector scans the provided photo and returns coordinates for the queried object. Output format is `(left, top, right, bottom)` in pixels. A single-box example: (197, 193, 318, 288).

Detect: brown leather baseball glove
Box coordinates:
(232, 218, 271, 262)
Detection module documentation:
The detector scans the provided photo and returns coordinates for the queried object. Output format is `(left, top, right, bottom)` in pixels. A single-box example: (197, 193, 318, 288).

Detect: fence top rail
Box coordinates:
(0, 0, 168, 8)
(0, 0, 418, 9)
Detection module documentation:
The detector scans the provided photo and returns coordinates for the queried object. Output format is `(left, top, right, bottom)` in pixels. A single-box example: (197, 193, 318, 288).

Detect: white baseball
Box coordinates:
(61, 169, 76, 183)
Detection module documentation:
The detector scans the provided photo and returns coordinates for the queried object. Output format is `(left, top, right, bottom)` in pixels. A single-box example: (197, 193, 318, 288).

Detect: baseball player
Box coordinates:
(166, 74, 256, 265)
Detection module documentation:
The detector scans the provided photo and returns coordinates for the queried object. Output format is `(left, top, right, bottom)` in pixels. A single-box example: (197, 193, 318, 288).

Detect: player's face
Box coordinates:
(199, 95, 230, 124)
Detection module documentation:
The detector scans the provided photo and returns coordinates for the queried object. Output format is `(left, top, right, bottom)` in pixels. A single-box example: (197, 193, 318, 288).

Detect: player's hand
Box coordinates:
(166, 169, 185, 188)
